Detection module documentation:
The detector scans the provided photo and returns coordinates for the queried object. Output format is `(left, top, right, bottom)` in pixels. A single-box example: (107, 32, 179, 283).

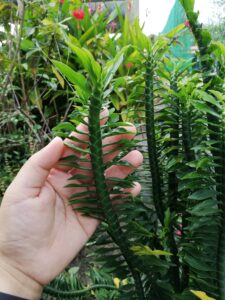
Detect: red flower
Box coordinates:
(125, 62, 134, 69)
(59, 0, 64, 4)
(72, 8, 85, 20)
(184, 20, 190, 28)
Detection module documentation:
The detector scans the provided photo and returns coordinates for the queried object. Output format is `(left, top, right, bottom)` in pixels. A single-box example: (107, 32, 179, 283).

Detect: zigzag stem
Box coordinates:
(180, 103, 195, 290)
(145, 55, 164, 225)
(181, 108, 195, 163)
(44, 284, 117, 298)
(88, 85, 146, 300)
(217, 112, 225, 299)
(167, 74, 180, 291)
(182, 7, 223, 297)
(168, 75, 180, 212)
(180, 4, 222, 296)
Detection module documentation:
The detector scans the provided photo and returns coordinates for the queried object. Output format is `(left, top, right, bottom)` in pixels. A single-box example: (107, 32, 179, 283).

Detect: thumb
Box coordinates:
(5, 137, 64, 200)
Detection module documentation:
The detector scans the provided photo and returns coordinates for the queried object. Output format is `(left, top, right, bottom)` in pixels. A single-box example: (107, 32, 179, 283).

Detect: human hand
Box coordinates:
(0, 109, 143, 299)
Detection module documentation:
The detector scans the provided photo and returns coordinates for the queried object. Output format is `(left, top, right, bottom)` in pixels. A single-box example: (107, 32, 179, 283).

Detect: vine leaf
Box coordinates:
(191, 290, 215, 300)
(52, 66, 65, 88)
(67, 43, 101, 81)
(131, 246, 172, 257)
(102, 45, 130, 89)
(179, 0, 195, 13)
(51, 60, 89, 93)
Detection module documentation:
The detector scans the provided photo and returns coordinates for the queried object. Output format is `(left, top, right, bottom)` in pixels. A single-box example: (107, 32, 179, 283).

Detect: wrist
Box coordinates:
(0, 259, 42, 300)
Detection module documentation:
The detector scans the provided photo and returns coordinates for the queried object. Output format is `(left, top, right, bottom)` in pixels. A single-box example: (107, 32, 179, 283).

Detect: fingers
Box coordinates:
(56, 110, 137, 174)
(4, 137, 64, 201)
(110, 182, 142, 204)
(56, 108, 109, 171)
(124, 182, 142, 197)
(48, 150, 143, 202)
(64, 124, 137, 181)
(48, 170, 141, 210)
(105, 150, 143, 179)
(102, 123, 136, 163)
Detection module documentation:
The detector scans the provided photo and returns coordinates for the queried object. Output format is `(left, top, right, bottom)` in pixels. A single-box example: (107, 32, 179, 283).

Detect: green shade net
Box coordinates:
(162, 0, 194, 61)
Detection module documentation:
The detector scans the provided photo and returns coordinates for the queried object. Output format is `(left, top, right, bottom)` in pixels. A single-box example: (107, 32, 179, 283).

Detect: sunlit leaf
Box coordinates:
(191, 290, 215, 300)
(52, 60, 88, 93)
(131, 245, 172, 257)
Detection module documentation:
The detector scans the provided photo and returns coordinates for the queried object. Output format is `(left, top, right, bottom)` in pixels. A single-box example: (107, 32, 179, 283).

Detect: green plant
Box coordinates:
(1, 0, 225, 299)
(50, 1, 225, 299)
(0, 0, 120, 201)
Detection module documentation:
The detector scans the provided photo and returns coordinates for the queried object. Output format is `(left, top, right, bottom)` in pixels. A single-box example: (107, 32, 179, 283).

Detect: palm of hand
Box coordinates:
(0, 116, 142, 286)
(0, 164, 99, 285)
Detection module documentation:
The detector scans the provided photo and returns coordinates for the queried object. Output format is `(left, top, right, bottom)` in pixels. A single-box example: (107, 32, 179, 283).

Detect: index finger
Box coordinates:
(55, 108, 109, 171)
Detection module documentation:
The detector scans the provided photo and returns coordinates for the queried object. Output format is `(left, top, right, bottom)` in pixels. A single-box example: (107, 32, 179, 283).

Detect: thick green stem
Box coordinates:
(218, 220, 225, 299)
(88, 86, 146, 300)
(217, 119, 225, 299)
(181, 109, 195, 162)
(181, 98, 200, 289)
(179, 4, 221, 293)
(180, 105, 195, 289)
(167, 75, 180, 291)
(145, 56, 164, 225)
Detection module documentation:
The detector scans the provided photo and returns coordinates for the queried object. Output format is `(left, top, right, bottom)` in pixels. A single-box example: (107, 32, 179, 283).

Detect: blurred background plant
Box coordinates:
(205, 0, 225, 43)
(0, 0, 120, 199)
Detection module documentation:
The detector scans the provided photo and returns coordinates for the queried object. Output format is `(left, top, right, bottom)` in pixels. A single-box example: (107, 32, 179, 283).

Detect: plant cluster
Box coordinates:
(1, 0, 225, 299)
(0, 0, 121, 199)
(205, 0, 225, 44)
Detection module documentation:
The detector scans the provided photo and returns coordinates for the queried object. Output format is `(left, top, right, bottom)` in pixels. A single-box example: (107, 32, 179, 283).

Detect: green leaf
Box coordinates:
(110, 95, 120, 110)
(67, 43, 101, 81)
(130, 222, 154, 238)
(131, 245, 172, 257)
(53, 122, 76, 134)
(194, 90, 221, 108)
(103, 46, 129, 89)
(209, 90, 225, 103)
(179, 0, 195, 13)
(51, 60, 88, 93)
(0, 3, 11, 12)
(211, 41, 225, 62)
(184, 255, 214, 272)
(79, 24, 96, 46)
(188, 199, 218, 216)
(21, 39, 34, 51)
(67, 34, 80, 47)
(196, 157, 210, 169)
(132, 18, 151, 53)
(29, 88, 42, 110)
(115, 3, 124, 28)
(122, 16, 129, 46)
(201, 29, 212, 47)
(181, 171, 208, 180)
(188, 190, 216, 201)
(52, 66, 64, 88)
(191, 290, 215, 300)
(106, 7, 118, 24)
(165, 23, 185, 39)
(193, 102, 219, 118)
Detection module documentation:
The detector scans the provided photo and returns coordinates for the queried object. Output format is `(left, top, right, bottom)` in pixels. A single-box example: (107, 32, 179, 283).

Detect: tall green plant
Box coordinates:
(52, 44, 149, 299)
(179, 1, 225, 298)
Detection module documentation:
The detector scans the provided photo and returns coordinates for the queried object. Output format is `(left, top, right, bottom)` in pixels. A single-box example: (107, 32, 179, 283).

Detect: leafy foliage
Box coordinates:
(1, 0, 225, 299)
